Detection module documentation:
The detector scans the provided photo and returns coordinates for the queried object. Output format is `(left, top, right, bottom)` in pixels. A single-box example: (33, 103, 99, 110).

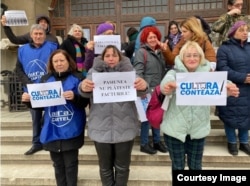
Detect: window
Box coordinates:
(71, 0, 115, 16)
(175, 0, 223, 11)
(56, 29, 65, 40)
(122, 0, 168, 14)
(54, 0, 65, 17)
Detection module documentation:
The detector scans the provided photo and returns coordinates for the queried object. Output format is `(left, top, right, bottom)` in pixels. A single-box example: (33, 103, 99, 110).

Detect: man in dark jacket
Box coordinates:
(1, 14, 58, 45)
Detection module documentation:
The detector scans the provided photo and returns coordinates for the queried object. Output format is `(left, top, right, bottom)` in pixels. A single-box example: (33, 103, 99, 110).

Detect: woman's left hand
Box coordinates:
(63, 90, 74, 100)
(226, 83, 239, 97)
(134, 77, 147, 91)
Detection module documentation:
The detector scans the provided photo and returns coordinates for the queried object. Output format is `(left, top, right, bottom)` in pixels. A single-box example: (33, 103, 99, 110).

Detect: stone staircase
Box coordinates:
(1, 108, 250, 186)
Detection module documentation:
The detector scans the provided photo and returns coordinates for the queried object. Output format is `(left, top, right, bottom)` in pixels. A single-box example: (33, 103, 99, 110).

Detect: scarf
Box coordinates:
(169, 33, 181, 49)
(129, 32, 139, 42)
(74, 42, 87, 77)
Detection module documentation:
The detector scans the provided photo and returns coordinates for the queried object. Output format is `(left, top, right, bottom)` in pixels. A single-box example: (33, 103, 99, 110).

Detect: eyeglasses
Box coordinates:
(184, 54, 200, 59)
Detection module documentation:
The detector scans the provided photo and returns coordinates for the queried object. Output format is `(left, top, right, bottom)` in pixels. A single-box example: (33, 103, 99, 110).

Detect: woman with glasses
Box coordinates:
(160, 41, 239, 170)
(212, 0, 250, 46)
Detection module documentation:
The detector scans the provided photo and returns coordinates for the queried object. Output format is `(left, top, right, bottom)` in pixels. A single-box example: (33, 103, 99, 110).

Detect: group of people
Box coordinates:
(1, 0, 249, 185)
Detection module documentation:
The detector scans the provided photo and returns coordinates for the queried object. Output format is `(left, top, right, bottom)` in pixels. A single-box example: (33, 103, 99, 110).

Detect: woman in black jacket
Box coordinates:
(60, 24, 89, 77)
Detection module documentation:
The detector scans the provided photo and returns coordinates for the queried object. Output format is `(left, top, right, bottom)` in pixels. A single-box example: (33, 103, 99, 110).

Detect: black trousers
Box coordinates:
(50, 149, 79, 186)
(94, 140, 134, 186)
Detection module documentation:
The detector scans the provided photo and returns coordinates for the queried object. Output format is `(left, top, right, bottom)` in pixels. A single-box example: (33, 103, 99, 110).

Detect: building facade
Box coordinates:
(1, 0, 250, 109)
(49, 0, 250, 43)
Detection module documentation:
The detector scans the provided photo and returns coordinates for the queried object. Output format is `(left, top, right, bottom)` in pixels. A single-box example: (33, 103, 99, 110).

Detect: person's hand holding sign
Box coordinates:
(163, 81, 177, 95)
(134, 77, 147, 91)
(63, 90, 74, 100)
(81, 79, 94, 92)
(21, 92, 30, 102)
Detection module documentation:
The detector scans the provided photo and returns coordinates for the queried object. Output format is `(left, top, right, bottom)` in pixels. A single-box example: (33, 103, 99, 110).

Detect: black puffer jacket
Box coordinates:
(60, 35, 88, 63)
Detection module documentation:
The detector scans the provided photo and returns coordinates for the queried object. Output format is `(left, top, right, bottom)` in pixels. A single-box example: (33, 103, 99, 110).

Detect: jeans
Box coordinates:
(30, 108, 43, 147)
(94, 140, 134, 186)
(140, 121, 161, 145)
(50, 149, 79, 186)
(224, 124, 249, 144)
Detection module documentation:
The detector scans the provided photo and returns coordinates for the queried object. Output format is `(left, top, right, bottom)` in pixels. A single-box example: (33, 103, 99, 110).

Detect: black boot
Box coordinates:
(239, 143, 250, 155)
(227, 143, 238, 156)
(154, 142, 168, 153)
(140, 143, 157, 154)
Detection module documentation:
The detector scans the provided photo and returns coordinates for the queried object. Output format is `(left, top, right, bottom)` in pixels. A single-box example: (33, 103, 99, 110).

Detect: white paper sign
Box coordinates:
(135, 94, 151, 122)
(94, 35, 121, 54)
(27, 81, 66, 108)
(4, 10, 28, 26)
(92, 71, 136, 103)
(176, 71, 228, 106)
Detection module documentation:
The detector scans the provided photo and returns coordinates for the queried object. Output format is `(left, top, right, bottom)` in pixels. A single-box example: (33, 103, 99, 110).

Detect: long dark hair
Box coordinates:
(167, 20, 181, 37)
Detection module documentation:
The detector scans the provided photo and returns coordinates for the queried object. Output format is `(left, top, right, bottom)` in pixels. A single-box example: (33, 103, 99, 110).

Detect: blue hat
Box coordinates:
(140, 16, 156, 30)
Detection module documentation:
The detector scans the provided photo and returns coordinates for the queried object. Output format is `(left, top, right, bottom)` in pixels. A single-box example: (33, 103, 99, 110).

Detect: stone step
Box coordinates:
(1, 128, 229, 145)
(1, 143, 250, 168)
(1, 164, 249, 186)
(0, 164, 171, 186)
(0, 109, 224, 130)
(0, 119, 224, 130)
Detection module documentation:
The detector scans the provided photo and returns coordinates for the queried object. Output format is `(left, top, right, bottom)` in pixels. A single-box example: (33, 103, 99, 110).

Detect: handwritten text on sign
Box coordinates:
(94, 35, 121, 54)
(92, 71, 136, 103)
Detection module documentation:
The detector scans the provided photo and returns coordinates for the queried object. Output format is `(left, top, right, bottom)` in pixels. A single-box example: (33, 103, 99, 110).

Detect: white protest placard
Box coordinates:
(92, 71, 136, 103)
(135, 94, 151, 122)
(176, 71, 228, 105)
(27, 81, 66, 108)
(94, 35, 121, 54)
(4, 10, 28, 26)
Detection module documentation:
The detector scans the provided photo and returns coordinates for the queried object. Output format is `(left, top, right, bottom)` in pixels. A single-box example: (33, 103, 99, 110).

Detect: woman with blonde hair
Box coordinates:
(60, 23, 89, 76)
(160, 41, 239, 170)
(161, 16, 216, 69)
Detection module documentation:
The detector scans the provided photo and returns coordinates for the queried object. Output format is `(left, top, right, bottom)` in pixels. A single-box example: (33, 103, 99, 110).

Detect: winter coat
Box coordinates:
(163, 32, 182, 51)
(162, 37, 216, 66)
(160, 56, 211, 142)
(40, 72, 89, 152)
(216, 38, 250, 130)
(212, 13, 250, 46)
(121, 40, 136, 60)
(133, 44, 167, 93)
(60, 35, 88, 68)
(78, 56, 145, 143)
